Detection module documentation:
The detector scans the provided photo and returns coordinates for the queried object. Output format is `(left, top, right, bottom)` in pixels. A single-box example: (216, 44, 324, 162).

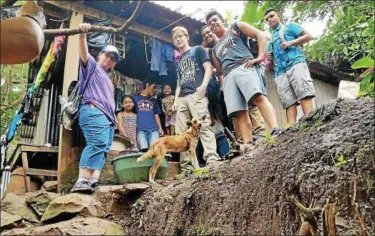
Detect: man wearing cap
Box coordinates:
(70, 23, 120, 193)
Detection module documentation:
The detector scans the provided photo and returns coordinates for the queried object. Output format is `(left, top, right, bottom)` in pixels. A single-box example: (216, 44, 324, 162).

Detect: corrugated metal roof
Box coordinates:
(83, 1, 205, 37)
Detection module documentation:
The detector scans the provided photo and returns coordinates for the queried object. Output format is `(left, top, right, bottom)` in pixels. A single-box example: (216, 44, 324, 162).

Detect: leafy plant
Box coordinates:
(263, 131, 276, 144)
(303, 1, 374, 72)
(335, 154, 347, 167)
(187, 166, 210, 179)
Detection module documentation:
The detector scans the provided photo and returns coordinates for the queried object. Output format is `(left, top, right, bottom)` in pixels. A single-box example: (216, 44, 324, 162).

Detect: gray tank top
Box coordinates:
(213, 28, 254, 76)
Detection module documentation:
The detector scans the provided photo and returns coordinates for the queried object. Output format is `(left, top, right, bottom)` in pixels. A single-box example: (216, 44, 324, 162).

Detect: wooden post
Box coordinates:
(57, 11, 84, 193)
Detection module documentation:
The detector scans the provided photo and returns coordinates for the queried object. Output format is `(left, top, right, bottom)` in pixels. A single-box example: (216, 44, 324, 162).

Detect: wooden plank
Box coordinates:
(21, 152, 32, 192)
(21, 145, 59, 153)
(42, 1, 173, 44)
(57, 11, 84, 193)
(26, 168, 57, 177)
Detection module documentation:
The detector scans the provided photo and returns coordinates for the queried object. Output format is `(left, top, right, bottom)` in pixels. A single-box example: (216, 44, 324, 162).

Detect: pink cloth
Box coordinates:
(174, 50, 182, 62)
(53, 22, 65, 56)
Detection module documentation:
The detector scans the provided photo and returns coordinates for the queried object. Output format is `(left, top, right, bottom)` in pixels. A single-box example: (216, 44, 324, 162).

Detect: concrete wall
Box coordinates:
(264, 70, 338, 128)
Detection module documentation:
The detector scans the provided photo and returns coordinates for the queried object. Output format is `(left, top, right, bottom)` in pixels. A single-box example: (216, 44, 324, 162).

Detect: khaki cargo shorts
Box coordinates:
(275, 62, 315, 109)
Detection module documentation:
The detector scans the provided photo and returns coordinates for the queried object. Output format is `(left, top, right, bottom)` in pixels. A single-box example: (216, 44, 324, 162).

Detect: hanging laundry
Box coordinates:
(53, 22, 65, 56)
(150, 39, 168, 76)
(161, 44, 174, 62)
(35, 22, 66, 89)
(6, 112, 21, 142)
(34, 42, 55, 89)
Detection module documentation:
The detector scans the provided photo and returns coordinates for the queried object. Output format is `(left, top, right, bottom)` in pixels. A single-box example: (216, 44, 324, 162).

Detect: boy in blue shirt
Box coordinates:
(133, 78, 164, 152)
(265, 8, 316, 125)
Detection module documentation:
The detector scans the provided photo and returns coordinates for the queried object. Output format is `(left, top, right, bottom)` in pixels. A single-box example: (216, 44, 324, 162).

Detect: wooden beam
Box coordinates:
(42, 1, 173, 44)
(21, 145, 59, 153)
(57, 11, 84, 193)
(26, 168, 57, 177)
(21, 152, 32, 192)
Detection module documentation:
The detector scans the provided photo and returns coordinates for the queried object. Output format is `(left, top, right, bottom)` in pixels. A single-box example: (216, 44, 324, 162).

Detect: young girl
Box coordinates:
(161, 84, 176, 136)
(117, 95, 138, 149)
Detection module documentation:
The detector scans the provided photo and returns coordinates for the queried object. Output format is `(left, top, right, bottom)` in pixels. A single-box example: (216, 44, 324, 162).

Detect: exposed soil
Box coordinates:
(122, 98, 375, 235)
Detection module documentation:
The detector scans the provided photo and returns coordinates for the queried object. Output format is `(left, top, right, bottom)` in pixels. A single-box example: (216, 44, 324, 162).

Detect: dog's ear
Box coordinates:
(186, 121, 192, 126)
(201, 115, 207, 121)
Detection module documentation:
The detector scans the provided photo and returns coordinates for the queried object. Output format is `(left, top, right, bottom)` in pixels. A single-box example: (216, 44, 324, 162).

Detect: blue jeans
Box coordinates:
(137, 130, 159, 150)
(79, 104, 114, 171)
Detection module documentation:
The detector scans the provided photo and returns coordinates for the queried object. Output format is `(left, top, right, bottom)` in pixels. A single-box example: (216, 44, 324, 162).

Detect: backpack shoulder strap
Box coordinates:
(189, 46, 197, 58)
(279, 25, 286, 42)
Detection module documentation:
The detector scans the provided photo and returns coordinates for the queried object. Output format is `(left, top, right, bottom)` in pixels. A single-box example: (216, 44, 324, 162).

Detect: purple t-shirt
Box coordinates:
(79, 55, 116, 124)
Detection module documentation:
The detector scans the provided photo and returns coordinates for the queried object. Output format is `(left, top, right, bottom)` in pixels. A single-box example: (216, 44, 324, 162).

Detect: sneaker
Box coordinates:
(206, 160, 221, 168)
(240, 142, 255, 154)
(89, 180, 100, 188)
(70, 181, 94, 194)
(270, 128, 282, 137)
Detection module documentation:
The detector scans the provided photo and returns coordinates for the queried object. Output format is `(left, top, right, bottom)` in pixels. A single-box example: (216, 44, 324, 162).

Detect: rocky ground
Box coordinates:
(1, 98, 374, 235)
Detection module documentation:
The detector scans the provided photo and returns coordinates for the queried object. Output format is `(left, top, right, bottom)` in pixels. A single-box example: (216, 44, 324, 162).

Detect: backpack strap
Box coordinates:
(189, 46, 200, 72)
(189, 46, 197, 58)
(279, 25, 286, 42)
(231, 22, 256, 58)
(78, 64, 97, 96)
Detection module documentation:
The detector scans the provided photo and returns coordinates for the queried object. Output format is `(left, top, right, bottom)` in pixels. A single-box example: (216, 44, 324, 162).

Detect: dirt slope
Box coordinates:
(124, 98, 374, 235)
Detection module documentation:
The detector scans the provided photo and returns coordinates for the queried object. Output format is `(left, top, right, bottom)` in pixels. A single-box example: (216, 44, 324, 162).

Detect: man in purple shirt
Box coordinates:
(70, 23, 119, 193)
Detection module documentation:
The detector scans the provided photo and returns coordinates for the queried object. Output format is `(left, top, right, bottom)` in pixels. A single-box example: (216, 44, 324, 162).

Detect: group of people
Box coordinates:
(70, 8, 316, 193)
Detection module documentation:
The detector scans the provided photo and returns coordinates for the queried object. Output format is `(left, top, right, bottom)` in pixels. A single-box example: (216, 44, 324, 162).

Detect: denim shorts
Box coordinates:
(137, 130, 159, 150)
(78, 104, 114, 171)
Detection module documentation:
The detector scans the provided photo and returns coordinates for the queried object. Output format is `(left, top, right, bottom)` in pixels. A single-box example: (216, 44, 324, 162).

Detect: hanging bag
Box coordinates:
(58, 66, 95, 130)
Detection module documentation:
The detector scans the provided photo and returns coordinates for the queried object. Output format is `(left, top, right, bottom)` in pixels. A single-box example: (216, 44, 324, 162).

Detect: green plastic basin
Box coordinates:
(111, 152, 169, 183)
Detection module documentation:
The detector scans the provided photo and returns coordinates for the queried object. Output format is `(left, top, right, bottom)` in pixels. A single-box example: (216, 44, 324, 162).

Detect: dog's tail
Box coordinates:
(136, 146, 155, 162)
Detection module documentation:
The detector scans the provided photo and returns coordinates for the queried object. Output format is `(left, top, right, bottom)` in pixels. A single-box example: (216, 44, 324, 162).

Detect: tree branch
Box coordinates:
(0, 88, 26, 112)
(0, 0, 18, 8)
(43, 0, 146, 38)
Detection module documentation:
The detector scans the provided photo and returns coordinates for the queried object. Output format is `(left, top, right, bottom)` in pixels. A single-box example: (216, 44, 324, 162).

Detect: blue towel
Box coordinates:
(161, 44, 174, 62)
(150, 39, 171, 76)
(7, 112, 21, 142)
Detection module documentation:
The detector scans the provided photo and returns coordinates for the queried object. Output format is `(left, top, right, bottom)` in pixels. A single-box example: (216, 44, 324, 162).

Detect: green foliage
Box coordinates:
(240, 1, 286, 30)
(351, 57, 374, 69)
(303, 1, 374, 70)
(187, 166, 210, 179)
(351, 55, 374, 98)
(335, 154, 347, 167)
(1, 64, 29, 135)
(263, 131, 275, 144)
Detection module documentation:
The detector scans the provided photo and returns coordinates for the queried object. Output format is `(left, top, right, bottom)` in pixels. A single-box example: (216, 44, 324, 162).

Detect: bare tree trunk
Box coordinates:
(4, 65, 14, 106)
(43, 0, 146, 38)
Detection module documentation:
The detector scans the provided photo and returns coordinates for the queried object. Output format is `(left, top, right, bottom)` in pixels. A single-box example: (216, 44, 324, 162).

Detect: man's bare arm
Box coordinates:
(238, 21, 267, 61)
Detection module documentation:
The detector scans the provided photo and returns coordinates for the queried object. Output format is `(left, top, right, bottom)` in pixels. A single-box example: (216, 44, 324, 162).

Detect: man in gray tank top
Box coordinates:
(201, 25, 267, 138)
(206, 11, 280, 152)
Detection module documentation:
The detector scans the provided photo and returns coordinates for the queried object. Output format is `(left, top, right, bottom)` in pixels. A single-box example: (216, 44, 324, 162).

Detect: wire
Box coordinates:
(49, 10, 71, 22)
(149, 8, 203, 38)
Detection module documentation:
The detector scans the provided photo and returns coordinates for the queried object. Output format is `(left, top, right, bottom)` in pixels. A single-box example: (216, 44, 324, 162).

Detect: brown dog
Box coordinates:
(137, 115, 206, 184)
